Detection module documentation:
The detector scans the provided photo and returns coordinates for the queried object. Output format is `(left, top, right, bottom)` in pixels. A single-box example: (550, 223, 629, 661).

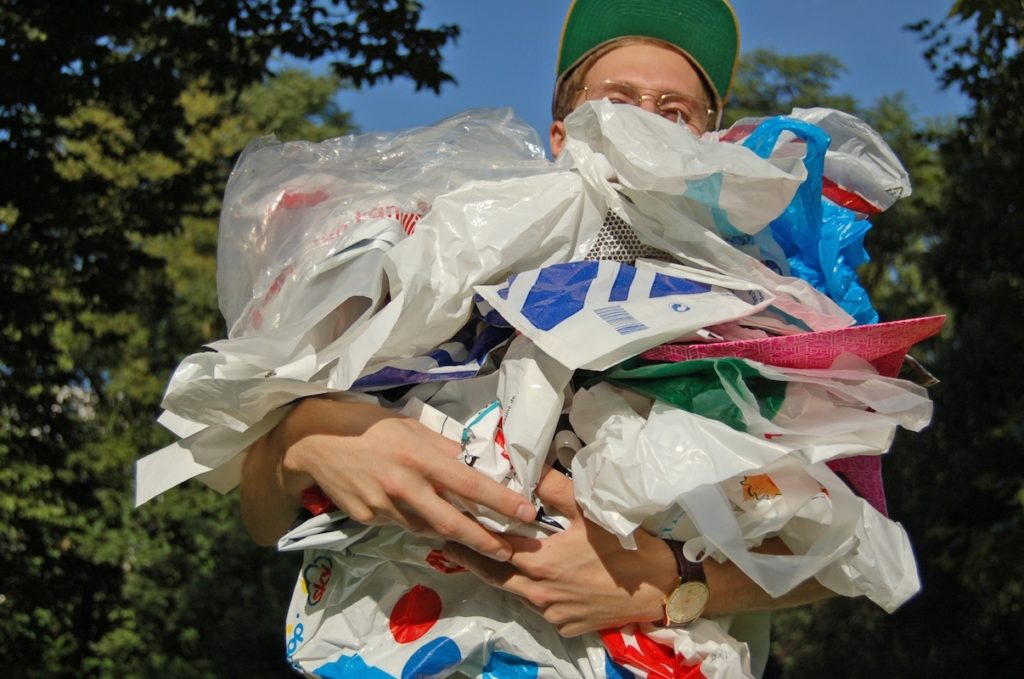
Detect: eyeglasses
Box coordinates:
(575, 80, 717, 134)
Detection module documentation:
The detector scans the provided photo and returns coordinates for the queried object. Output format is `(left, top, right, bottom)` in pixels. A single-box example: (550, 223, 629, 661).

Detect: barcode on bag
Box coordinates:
(594, 305, 648, 335)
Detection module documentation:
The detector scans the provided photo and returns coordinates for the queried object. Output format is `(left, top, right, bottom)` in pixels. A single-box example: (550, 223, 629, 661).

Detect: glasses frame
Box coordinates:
(575, 80, 720, 133)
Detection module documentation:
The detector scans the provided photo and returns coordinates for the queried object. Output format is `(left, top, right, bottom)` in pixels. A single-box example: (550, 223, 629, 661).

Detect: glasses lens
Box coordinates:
(580, 82, 712, 132)
(659, 95, 709, 131)
(586, 81, 639, 105)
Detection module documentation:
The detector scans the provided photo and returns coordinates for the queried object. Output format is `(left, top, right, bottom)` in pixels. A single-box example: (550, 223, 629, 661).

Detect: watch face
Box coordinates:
(666, 581, 710, 625)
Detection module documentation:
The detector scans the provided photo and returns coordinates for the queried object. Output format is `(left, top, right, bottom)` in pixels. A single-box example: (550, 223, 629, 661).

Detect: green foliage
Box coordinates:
(1, 2, 457, 676)
(726, 49, 858, 125)
(899, 2, 1024, 672)
(857, 95, 951, 324)
(767, 2, 1023, 677)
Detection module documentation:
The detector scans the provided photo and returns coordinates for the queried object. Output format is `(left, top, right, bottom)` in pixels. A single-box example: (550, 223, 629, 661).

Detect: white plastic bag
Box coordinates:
(217, 108, 552, 335)
(568, 383, 920, 608)
(718, 107, 912, 214)
(475, 259, 774, 371)
(561, 102, 856, 331)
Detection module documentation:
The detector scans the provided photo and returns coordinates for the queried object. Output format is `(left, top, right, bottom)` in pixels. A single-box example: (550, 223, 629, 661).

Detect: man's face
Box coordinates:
(549, 41, 709, 157)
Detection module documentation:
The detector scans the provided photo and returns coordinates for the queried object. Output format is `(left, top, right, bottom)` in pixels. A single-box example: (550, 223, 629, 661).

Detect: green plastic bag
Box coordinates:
(600, 358, 787, 432)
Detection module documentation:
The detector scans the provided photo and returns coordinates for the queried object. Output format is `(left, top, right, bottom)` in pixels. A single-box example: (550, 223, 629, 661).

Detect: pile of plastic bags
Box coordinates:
(136, 101, 942, 679)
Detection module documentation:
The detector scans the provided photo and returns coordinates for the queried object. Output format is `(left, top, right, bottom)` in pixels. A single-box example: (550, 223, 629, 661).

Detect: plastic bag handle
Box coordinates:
(677, 458, 860, 597)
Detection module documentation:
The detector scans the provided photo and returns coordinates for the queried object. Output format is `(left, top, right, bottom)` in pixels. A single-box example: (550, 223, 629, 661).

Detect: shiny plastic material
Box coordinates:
(741, 117, 879, 324)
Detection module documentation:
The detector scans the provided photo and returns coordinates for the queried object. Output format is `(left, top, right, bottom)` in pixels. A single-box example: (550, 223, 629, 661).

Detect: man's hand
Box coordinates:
(440, 466, 838, 633)
(442, 466, 678, 637)
(241, 397, 536, 560)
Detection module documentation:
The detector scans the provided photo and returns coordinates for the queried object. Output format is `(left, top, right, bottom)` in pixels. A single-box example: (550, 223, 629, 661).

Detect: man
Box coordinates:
(241, 0, 830, 673)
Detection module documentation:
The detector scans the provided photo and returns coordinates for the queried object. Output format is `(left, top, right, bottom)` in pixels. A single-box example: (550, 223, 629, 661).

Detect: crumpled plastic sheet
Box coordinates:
(135, 102, 934, 679)
(278, 524, 754, 679)
(599, 355, 933, 449)
(217, 107, 553, 335)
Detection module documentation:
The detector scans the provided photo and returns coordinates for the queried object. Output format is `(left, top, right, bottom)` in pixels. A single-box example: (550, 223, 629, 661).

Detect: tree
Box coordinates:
(889, 1, 1023, 673)
(724, 49, 857, 126)
(764, 3, 1023, 676)
(0, 3, 459, 675)
(104, 70, 353, 678)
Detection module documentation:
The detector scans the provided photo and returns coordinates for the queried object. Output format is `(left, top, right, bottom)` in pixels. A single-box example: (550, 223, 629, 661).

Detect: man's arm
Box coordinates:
(702, 537, 832, 617)
(239, 396, 537, 556)
(442, 466, 834, 637)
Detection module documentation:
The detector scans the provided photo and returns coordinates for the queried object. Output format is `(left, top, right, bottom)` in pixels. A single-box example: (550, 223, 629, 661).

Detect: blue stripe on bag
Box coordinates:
(519, 261, 599, 331)
(649, 273, 710, 298)
(608, 264, 635, 302)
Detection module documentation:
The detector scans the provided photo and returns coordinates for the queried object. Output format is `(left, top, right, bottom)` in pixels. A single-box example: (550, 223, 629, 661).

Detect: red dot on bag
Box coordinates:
(389, 585, 442, 644)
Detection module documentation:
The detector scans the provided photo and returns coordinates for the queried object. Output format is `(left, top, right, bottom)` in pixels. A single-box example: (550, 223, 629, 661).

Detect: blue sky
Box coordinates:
(333, 1, 969, 151)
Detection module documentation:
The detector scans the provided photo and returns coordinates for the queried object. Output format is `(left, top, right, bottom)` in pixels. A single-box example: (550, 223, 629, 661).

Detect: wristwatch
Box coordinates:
(660, 539, 709, 627)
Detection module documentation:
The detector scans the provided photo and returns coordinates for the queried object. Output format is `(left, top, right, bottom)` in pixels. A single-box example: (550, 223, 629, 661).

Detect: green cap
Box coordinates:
(556, 0, 740, 109)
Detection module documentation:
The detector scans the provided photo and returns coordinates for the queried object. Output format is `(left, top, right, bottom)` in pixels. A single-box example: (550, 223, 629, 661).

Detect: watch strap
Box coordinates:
(664, 539, 705, 584)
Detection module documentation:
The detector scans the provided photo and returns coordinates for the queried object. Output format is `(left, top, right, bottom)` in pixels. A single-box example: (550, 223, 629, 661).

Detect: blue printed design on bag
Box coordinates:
(519, 261, 599, 330)
(608, 264, 636, 302)
(505, 261, 714, 334)
(352, 322, 513, 389)
(649, 273, 710, 298)
(604, 651, 633, 679)
(497, 276, 513, 300)
(482, 651, 539, 678)
(355, 366, 483, 388)
(314, 654, 394, 678)
(475, 293, 512, 328)
(426, 346, 454, 366)
(286, 614, 304, 658)
(593, 306, 647, 335)
(401, 637, 462, 679)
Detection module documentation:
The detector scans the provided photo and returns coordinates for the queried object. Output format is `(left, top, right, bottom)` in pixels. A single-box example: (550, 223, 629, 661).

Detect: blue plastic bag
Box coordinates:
(742, 117, 878, 325)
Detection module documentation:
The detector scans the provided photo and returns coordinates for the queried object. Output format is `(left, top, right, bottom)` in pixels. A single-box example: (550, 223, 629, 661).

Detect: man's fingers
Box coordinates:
(443, 543, 545, 608)
(442, 543, 517, 587)
(535, 465, 580, 519)
(425, 456, 536, 524)
(404, 484, 515, 561)
(555, 620, 600, 638)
